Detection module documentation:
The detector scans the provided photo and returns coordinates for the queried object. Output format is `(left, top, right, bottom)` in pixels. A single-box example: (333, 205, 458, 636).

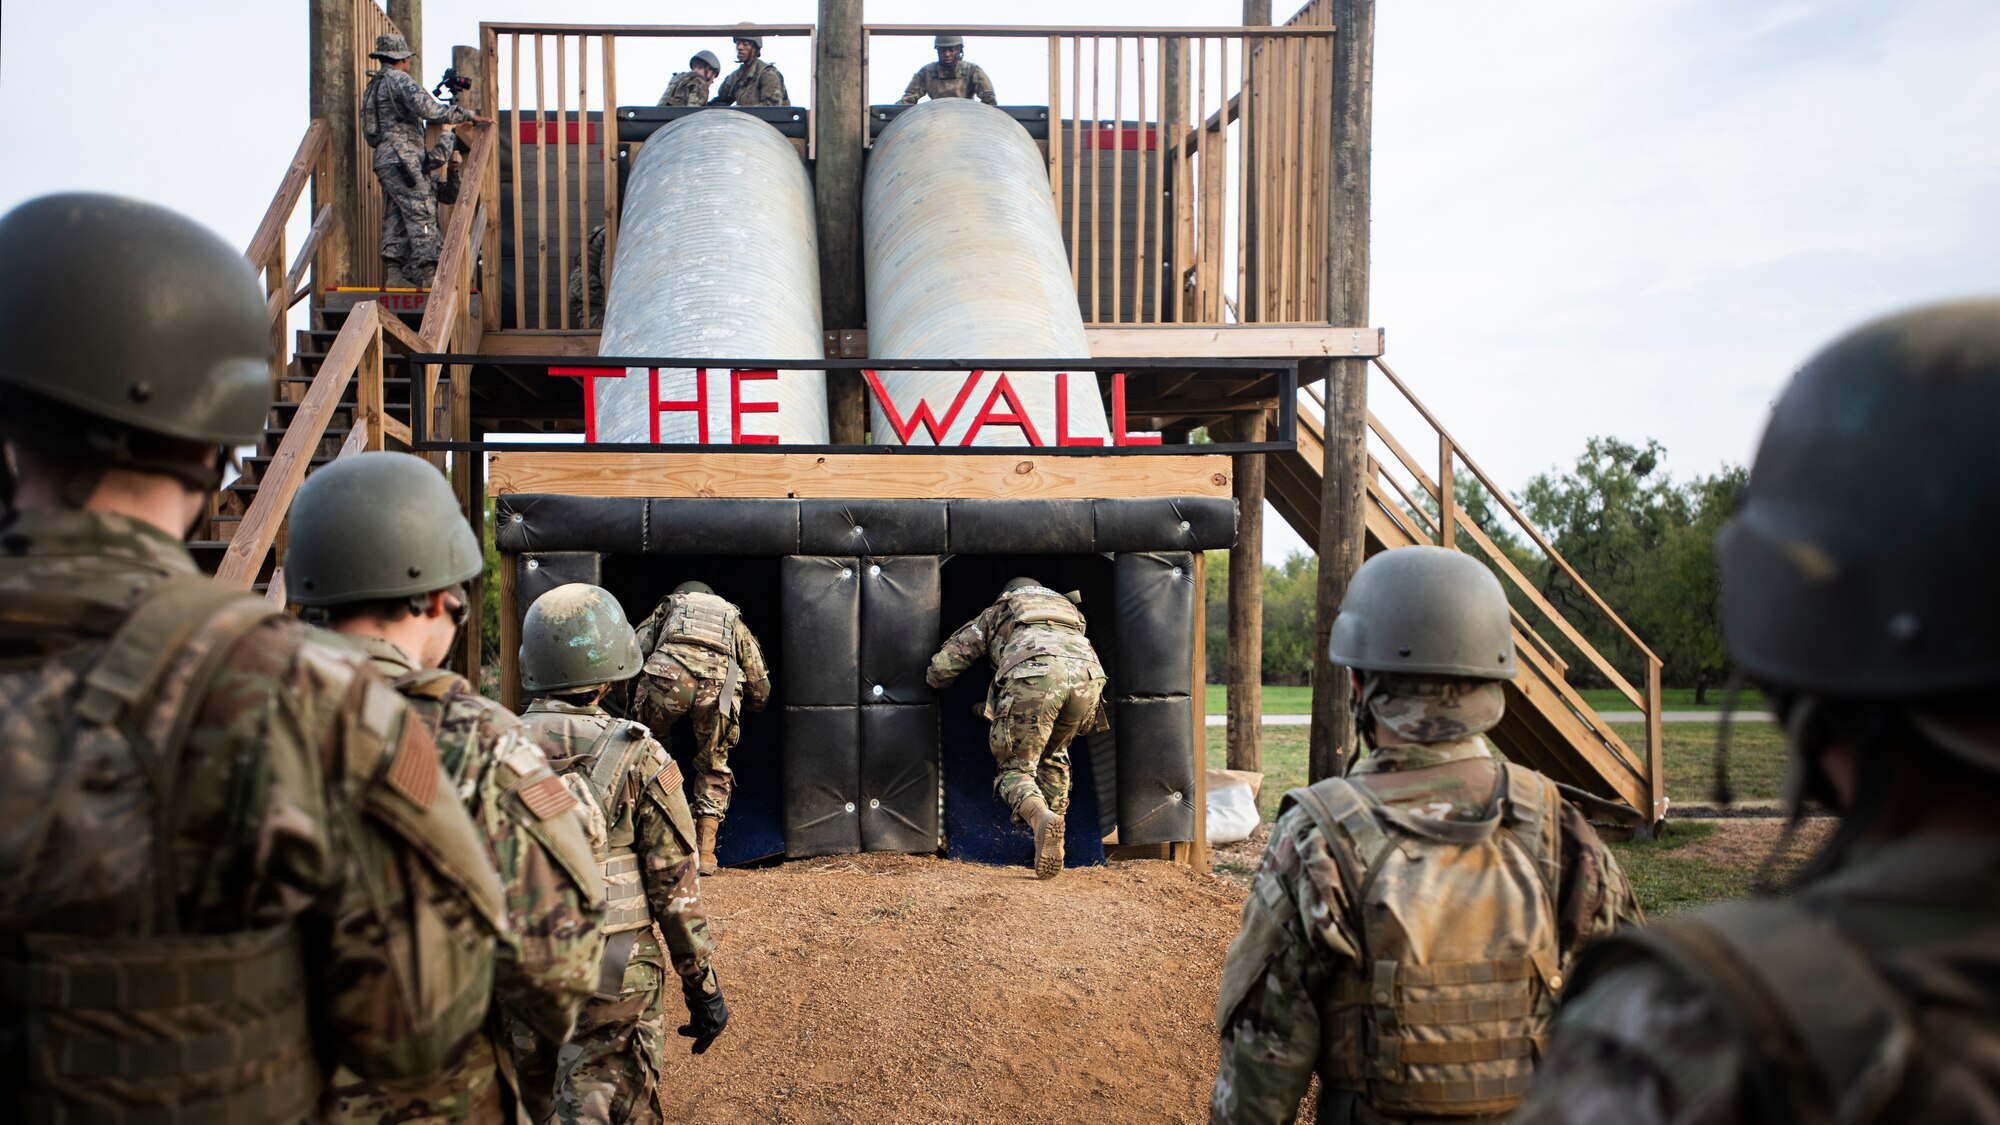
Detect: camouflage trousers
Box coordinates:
(323, 1030, 510, 1123)
(634, 665, 739, 819)
(375, 170, 444, 284)
(990, 662, 1105, 820)
(553, 928, 667, 1125)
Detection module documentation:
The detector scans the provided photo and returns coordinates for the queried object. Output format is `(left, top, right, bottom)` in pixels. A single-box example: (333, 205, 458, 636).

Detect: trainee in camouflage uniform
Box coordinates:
(708, 28, 790, 107)
(658, 50, 721, 107)
(286, 452, 609, 1125)
(0, 193, 506, 1123)
(567, 225, 609, 330)
(1211, 546, 1641, 1124)
(896, 35, 997, 105)
(631, 580, 772, 875)
(1516, 301, 2000, 1124)
(516, 584, 729, 1125)
(362, 32, 479, 288)
(927, 577, 1107, 880)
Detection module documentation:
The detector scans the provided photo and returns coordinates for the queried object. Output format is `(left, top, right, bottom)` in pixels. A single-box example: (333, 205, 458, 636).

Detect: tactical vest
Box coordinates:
(661, 591, 738, 657)
(1284, 763, 1566, 1117)
(1572, 894, 2000, 1123)
(563, 721, 661, 937)
(0, 574, 320, 1124)
(993, 588, 1090, 678)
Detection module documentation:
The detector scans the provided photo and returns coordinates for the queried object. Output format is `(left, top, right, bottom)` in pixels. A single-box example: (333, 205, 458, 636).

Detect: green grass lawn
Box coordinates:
(1607, 822, 1755, 916)
(1205, 684, 1766, 716)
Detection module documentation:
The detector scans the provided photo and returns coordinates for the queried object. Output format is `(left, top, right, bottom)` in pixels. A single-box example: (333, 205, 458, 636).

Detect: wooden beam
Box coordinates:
(1227, 410, 1265, 774)
(1309, 0, 1373, 783)
(308, 1, 356, 287)
(471, 324, 1382, 361)
(817, 0, 867, 444)
(499, 549, 522, 711)
(386, 0, 423, 79)
(488, 451, 1233, 499)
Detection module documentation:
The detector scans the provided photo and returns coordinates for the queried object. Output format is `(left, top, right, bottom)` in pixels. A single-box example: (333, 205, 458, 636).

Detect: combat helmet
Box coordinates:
(1717, 298, 2000, 769)
(521, 583, 643, 693)
(732, 24, 763, 49)
(1003, 576, 1044, 594)
(370, 32, 415, 61)
(674, 580, 715, 596)
(1329, 546, 1516, 679)
(0, 194, 268, 469)
(284, 452, 482, 607)
(691, 50, 722, 72)
(935, 35, 965, 50)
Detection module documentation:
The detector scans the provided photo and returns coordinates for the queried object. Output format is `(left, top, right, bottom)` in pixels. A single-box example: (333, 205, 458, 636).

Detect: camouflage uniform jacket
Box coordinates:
(1210, 737, 1642, 1124)
(517, 698, 721, 1001)
(896, 61, 997, 105)
(634, 594, 772, 705)
(1514, 835, 2000, 1125)
(657, 70, 711, 107)
(365, 66, 474, 187)
(0, 508, 506, 1119)
(711, 57, 790, 107)
(927, 586, 1103, 717)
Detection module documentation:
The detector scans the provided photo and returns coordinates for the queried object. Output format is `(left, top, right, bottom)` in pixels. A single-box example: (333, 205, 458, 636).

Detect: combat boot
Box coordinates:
(1016, 795, 1065, 880)
(696, 815, 720, 876)
(382, 260, 411, 289)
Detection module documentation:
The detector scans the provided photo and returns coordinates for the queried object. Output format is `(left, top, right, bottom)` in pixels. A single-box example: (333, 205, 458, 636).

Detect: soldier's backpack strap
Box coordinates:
(1494, 762, 1565, 904)
(1571, 899, 1915, 1125)
(76, 574, 281, 934)
(391, 665, 469, 704)
(1279, 779, 1396, 936)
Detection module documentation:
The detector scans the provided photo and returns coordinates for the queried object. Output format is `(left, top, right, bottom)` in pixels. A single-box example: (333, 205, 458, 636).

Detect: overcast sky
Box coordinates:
(4, 1, 1995, 561)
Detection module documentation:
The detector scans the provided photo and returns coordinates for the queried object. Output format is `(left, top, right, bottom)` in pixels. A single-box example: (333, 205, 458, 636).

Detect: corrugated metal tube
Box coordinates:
(597, 110, 827, 443)
(863, 99, 1109, 446)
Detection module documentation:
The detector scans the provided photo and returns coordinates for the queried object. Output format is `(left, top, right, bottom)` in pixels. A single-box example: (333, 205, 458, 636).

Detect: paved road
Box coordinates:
(1205, 710, 1773, 727)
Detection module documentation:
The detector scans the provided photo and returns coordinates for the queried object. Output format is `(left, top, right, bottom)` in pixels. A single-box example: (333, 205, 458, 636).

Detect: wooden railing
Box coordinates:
(865, 18, 1336, 326)
(1301, 363, 1667, 821)
(217, 122, 499, 589)
(244, 121, 334, 388)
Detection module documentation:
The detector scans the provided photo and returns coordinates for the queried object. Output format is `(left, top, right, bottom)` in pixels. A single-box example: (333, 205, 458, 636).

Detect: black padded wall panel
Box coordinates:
(861, 556, 939, 704)
(948, 499, 1096, 553)
(800, 500, 949, 555)
(1094, 498, 1237, 553)
(860, 705, 940, 852)
(648, 498, 799, 554)
(780, 557, 860, 706)
(1113, 552, 1196, 697)
(782, 707, 861, 856)
(516, 552, 603, 619)
(1114, 697, 1197, 844)
(496, 496, 642, 553)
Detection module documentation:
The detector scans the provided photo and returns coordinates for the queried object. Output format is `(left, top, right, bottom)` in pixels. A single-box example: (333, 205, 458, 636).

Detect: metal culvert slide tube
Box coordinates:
(597, 111, 827, 444)
(864, 100, 1110, 446)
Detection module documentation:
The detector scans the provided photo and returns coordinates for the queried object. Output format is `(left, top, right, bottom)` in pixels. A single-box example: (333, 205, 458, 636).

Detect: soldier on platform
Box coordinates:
(658, 50, 722, 107)
(1210, 546, 1640, 1124)
(517, 584, 730, 1125)
(0, 193, 506, 1121)
(896, 35, 997, 106)
(361, 31, 493, 288)
(1514, 301, 2000, 1123)
(631, 580, 772, 876)
(285, 452, 609, 1124)
(709, 26, 791, 108)
(927, 576, 1107, 880)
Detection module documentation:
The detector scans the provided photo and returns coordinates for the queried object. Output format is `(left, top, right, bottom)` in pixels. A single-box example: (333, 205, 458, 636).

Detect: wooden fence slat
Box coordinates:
(1069, 37, 1083, 289)
(1111, 38, 1124, 324)
(1135, 38, 1148, 325)
(1089, 36, 1101, 324)
(1236, 33, 1251, 321)
(1152, 35, 1167, 323)
(602, 34, 619, 299)
(511, 33, 527, 328)
(575, 35, 591, 329)
(534, 34, 548, 328)
(555, 36, 570, 329)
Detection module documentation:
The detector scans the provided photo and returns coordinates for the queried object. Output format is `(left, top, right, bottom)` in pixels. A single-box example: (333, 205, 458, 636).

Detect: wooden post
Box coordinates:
(1309, 0, 1374, 783)
(816, 0, 867, 443)
(386, 0, 422, 80)
(308, 0, 357, 291)
(499, 552, 521, 712)
(1241, 1, 1270, 322)
(1161, 38, 1184, 323)
(1227, 410, 1266, 773)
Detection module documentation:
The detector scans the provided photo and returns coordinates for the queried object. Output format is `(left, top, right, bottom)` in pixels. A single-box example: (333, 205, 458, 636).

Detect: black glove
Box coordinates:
(677, 979, 730, 1054)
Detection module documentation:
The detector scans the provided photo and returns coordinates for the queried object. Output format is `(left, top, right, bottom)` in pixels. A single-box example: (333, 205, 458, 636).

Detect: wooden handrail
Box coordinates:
(245, 122, 330, 270)
(417, 124, 497, 351)
(215, 302, 382, 586)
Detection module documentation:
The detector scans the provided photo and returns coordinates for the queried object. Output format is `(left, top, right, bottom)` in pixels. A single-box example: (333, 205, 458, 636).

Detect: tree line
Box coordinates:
(1206, 436, 1746, 700)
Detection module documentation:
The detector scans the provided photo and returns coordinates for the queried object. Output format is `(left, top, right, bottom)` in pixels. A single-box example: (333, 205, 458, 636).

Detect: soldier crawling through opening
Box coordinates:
(927, 576, 1110, 880)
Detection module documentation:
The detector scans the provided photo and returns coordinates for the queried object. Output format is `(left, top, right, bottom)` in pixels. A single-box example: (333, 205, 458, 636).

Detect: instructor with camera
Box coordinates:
(360, 31, 492, 289)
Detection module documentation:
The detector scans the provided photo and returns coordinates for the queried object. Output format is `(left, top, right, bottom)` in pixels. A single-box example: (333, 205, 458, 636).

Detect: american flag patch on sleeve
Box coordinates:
(656, 761, 682, 790)
(516, 773, 578, 820)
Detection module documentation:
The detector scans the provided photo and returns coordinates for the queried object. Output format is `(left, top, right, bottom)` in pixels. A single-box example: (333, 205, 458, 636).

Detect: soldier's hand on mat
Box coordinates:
(678, 982, 730, 1054)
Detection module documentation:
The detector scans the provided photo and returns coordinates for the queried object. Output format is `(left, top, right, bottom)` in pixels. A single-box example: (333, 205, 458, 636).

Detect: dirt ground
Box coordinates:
(660, 853, 1249, 1124)
(1673, 815, 1836, 871)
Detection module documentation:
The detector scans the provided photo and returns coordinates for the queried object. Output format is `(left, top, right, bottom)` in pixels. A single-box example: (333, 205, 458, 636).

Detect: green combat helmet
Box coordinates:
(732, 24, 762, 49)
(935, 35, 965, 49)
(1329, 546, 1516, 746)
(674, 580, 715, 596)
(1003, 576, 1043, 593)
(283, 451, 483, 607)
(692, 50, 721, 72)
(0, 193, 269, 490)
(521, 583, 643, 693)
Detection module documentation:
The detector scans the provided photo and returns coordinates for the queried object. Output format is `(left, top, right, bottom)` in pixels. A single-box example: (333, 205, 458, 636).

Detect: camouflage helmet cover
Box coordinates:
(1717, 299, 2000, 765)
(520, 583, 643, 693)
(674, 580, 715, 596)
(1328, 546, 1517, 680)
(0, 193, 269, 447)
(935, 35, 965, 49)
(732, 24, 763, 49)
(284, 451, 483, 607)
(370, 32, 415, 61)
(692, 50, 722, 72)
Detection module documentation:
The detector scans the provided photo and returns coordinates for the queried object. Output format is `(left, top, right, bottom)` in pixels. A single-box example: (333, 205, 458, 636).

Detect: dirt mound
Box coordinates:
(661, 854, 1248, 1124)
